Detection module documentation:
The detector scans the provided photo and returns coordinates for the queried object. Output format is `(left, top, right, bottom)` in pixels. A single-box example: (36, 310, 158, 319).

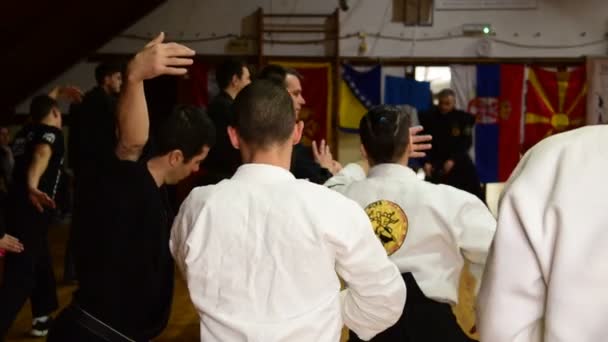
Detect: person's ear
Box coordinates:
(168, 149, 184, 166)
(359, 144, 368, 160)
(228, 126, 240, 150)
(292, 121, 304, 145)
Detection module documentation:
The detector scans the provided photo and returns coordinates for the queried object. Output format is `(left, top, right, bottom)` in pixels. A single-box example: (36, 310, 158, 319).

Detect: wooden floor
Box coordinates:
(4, 223, 351, 342)
(5, 223, 200, 342)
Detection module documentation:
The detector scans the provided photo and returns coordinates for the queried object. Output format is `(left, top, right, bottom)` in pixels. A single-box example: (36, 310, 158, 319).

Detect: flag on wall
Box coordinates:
(177, 61, 211, 107)
(338, 64, 381, 132)
(524, 66, 587, 150)
(450, 64, 525, 183)
(586, 57, 608, 125)
(272, 61, 333, 147)
(450, 65, 477, 110)
(384, 76, 432, 112)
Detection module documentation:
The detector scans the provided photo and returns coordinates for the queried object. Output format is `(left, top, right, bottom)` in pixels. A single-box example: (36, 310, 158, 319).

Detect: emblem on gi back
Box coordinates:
(364, 200, 408, 255)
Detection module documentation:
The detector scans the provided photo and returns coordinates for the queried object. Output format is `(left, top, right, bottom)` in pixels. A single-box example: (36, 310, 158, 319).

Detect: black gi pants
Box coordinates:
(349, 273, 477, 342)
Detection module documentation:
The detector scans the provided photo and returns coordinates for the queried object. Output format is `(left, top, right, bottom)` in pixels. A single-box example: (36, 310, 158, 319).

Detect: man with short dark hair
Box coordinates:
(325, 105, 495, 342)
(0, 87, 81, 339)
(171, 80, 406, 341)
(200, 58, 251, 184)
(420, 88, 482, 199)
(47, 32, 215, 342)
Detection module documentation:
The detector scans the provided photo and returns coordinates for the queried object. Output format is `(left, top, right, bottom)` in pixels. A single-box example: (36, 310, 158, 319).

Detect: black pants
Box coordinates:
(349, 273, 477, 342)
(0, 232, 58, 338)
(49, 304, 150, 342)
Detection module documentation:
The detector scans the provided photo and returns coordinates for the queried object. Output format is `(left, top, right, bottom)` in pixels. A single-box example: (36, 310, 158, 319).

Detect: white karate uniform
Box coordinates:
(170, 164, 405, 342)
(325, 163, 496, 304)
(478, 125, 608, 342)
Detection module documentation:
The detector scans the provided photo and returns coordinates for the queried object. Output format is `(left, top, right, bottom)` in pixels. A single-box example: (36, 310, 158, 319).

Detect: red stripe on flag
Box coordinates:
(497, 64, 524, 181)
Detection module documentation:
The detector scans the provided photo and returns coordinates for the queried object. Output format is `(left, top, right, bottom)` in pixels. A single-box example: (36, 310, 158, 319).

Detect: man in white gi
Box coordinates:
(477, 125, 608, 342)
(325, 105, 496, 341)
(170, 80, 406, 342)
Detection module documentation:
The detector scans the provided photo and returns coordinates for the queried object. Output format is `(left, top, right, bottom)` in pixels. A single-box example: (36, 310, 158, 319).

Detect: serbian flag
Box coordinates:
(524, 66, 588, 150)
(469, 64, 525, 183)
(339, 64, 381, 132)
(271, 61, 333, 147)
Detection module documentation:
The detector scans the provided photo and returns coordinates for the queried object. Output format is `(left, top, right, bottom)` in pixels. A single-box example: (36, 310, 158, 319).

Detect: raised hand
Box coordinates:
(409, 125, 432, 158)
(312, 139, 341, 174)
(48, 86, 83, 103)
(126, 32, 195, 82)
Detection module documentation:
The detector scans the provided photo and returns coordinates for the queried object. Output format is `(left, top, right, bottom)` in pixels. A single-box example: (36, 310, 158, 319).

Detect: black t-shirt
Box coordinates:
(201, 91, 240, 180)
(69, 86, 118, 174)
(419, 107, 475, 165)
(73, 148, 174, 340)
(10, 123, 65, 200)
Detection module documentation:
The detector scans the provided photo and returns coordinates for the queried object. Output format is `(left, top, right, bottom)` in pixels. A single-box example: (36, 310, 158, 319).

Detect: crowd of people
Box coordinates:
(0, 32, 605, 342)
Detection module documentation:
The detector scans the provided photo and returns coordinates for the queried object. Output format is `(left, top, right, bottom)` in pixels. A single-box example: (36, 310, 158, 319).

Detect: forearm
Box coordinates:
(27, 151, 50, 190)
(115, 71, 149, 160)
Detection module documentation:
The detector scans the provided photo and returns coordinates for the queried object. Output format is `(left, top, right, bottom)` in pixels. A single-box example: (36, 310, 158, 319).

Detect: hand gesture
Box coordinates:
(28, 188, 56, 213)
(49, 86, 83, 103)
(127, 32, 195, 82)
(409, 125, 432, 158)
(0, 234, 24, 253)
(312, 139, 341, 174)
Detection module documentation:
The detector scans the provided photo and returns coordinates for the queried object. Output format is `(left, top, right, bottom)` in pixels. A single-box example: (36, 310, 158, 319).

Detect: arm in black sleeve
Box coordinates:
(291, 144, 333, 184)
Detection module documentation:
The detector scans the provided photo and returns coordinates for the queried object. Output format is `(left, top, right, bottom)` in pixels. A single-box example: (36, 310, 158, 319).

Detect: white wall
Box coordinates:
(18, 0, 608, 111)
(101, 0, 608, 57)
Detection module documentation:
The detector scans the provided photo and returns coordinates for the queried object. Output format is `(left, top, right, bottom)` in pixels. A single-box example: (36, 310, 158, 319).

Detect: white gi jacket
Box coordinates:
(478, 125, 608, 342)
(170, 164, 405, 342)
(325, 163, 496, 304)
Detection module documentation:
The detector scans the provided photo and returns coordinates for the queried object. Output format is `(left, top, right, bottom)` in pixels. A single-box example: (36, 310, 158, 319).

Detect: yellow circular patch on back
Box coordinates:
(364, 200, 408, 255)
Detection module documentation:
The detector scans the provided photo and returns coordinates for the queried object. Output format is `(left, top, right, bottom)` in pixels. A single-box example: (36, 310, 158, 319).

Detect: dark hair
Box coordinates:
(232, 80, 295, 148)
(359, 105, 411, 164)
(30, 95, 58, 122)
(216, 58, 247, 90)
(285, 67, 303, 80)
(95, 62, 123, 85)
(153, 105, 216, 161)
(438, 88, 455, 99)
(258, 64, 287, 86)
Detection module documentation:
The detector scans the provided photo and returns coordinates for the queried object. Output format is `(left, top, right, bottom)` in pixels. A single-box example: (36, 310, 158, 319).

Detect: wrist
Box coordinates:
(126, 60, 144, 84)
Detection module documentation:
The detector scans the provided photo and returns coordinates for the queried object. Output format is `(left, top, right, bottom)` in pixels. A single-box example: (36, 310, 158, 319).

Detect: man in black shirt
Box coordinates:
(200, 58, 250, 184)
(420, 88, 482, 199)
(65, 62, 123, 283)
(0, 88, 81, 340)
(47, 32, 215, 342)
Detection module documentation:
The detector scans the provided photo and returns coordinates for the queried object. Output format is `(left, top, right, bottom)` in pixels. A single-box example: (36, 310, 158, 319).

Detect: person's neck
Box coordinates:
(224, 87, 239, 99)
(241, 145, 293, 171)
(369, 155, 410, 169)
(146, 158, 166, 187)
(101, 84, 112, 95)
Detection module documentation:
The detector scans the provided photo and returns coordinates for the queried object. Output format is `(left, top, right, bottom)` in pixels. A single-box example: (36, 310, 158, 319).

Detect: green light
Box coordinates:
(483, 26, 491, 34)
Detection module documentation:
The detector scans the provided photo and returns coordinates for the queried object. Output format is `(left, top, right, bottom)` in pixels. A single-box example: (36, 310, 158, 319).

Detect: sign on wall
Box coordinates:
(436, 0, 537, 10)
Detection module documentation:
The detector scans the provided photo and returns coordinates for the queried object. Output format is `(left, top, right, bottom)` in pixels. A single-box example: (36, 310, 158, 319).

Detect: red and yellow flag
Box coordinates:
(524, 66, 587, 150)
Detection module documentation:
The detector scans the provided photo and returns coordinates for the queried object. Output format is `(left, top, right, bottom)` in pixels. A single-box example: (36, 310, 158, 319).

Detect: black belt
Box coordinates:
(66, 304, 137, 342)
